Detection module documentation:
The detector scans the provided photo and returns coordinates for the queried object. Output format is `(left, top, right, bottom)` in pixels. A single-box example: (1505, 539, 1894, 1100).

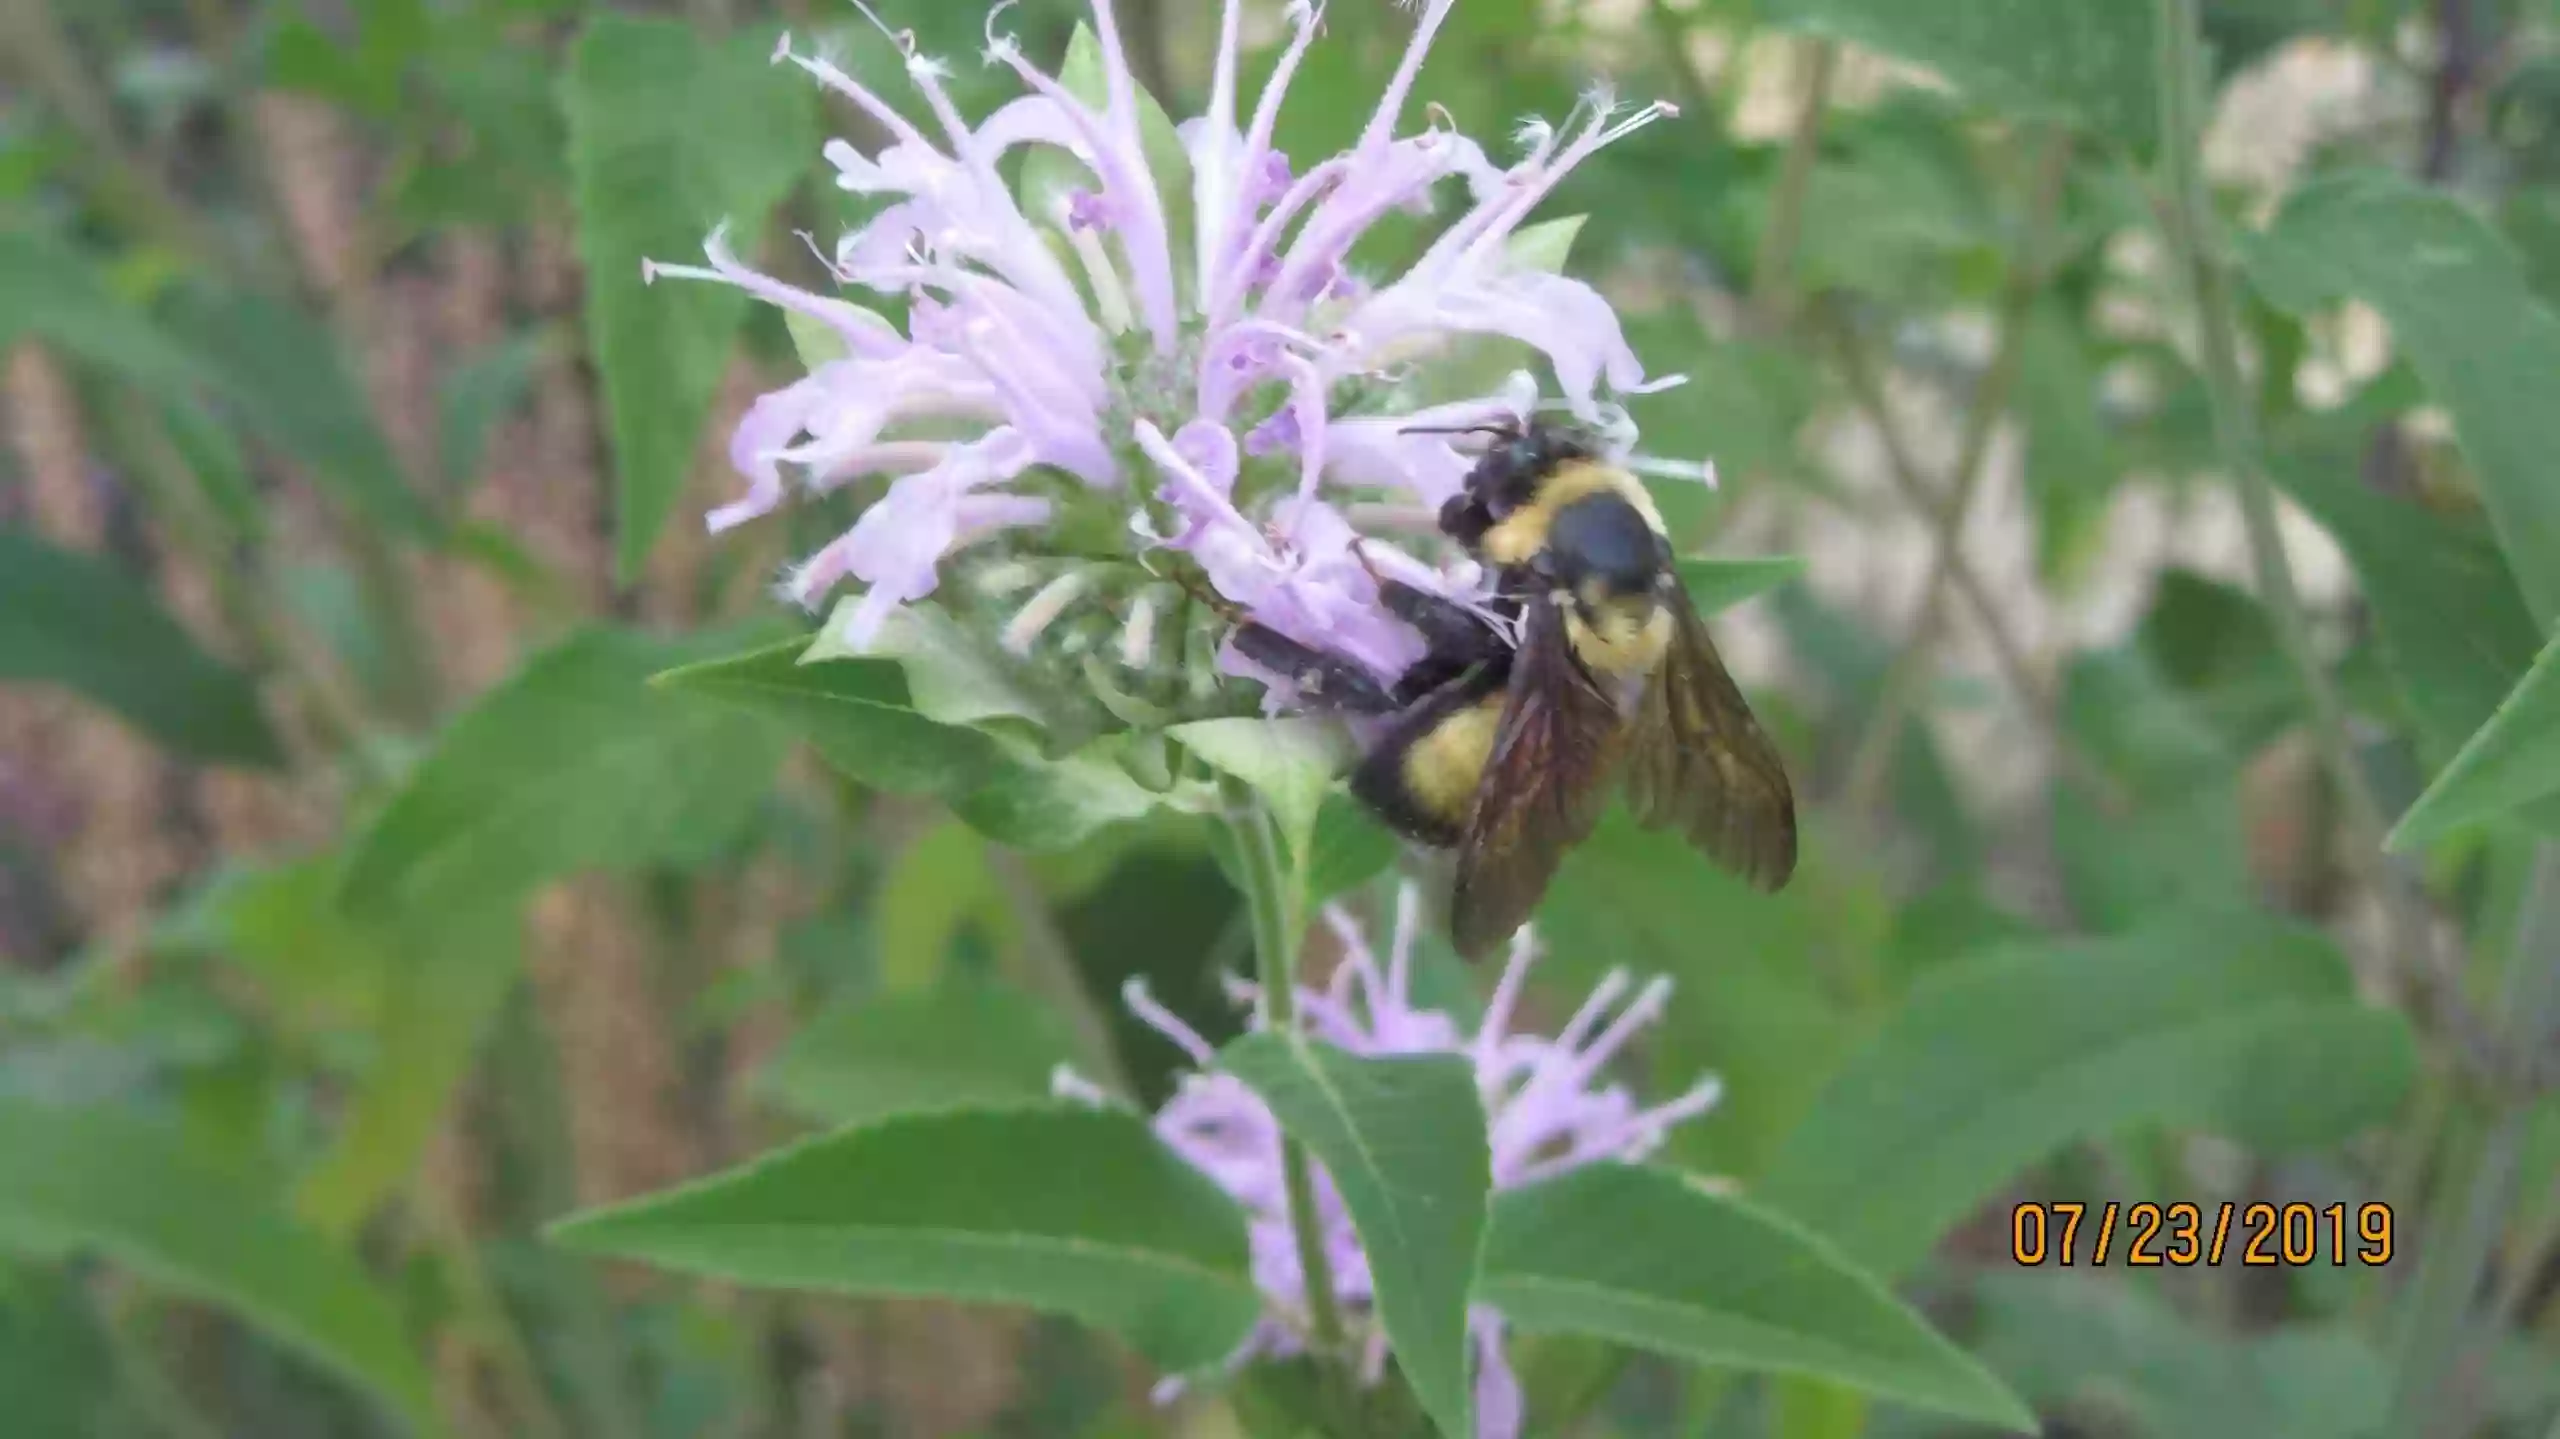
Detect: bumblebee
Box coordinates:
(1233, 418, 1797, 958)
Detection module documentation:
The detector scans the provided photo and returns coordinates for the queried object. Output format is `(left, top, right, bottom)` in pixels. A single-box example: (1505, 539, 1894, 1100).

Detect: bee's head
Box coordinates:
(1402, 416, 1601, 519)
(1467, 418, 1599, 515)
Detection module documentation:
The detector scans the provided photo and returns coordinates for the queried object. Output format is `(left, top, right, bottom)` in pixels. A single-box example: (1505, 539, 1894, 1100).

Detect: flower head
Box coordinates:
(1055, 884, 1722, 1438)
(651, 0, 1688, 722)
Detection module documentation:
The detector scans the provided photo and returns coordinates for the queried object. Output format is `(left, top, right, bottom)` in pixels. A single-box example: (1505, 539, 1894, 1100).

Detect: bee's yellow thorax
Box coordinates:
(1480, 461, 1666, 569)
(1565, 596, 1674, 680)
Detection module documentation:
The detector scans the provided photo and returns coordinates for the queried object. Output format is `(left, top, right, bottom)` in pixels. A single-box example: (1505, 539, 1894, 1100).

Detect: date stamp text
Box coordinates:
(2010, 1201, 2394, 1267)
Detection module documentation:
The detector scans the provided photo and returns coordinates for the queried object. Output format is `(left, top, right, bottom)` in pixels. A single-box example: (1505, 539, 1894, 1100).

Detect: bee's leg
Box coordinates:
(1376, 579, 1510, 670)
(1228, 622, 1400, 716)
(1438, 493, 1494, 550)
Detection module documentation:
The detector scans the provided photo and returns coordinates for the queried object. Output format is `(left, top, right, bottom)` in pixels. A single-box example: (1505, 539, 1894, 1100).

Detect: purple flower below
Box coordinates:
(647, 0, 1695, 708)
(1053, 883, 1723, 1438)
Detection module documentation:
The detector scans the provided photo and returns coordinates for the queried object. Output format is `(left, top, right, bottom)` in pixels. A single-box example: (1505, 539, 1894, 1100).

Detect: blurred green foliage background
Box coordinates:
(7, 0, 2560, 1434)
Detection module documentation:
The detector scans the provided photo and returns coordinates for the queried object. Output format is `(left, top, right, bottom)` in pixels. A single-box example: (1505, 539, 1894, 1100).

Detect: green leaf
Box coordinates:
(294, 895, 523, 1238)
(1219, 1033, 1488, 1438)
(1504, 214, 1586, 274)
(1675, 555, 1809, 617)
(758, 975, 1080, 1128)
(2269, 446, 2541, 769)
(2388, 627, 2560, 849)
(652, 637, 1004, 796)
(550, 1104, 1261, 1373)
(0, 1273, 117, 1439)
(2017, 300, 2118, 584)
(1171, 718, 1351, 861)
(2242, 171, 2560, 623)
(1793, 103, 1996, 300)
(1534, 811, 1875, 1181)
(1307, 795, 1399, 903)
(160, 395, 265, 543)
(0, 231, 204, 396)
(784, 307, 853, 370)
(872, 816, 1006, 991)
(2051, 648, 2253, 930)
(657, 633, 1176, 850)
(341, 625, 793, 911)
(159, 286, 439, 542)
(852, 602, 1061, 738)
(0, 1100, 436, 1433)
(0, 530, 283, 768)
(1972, 1276, 2391, 1439)
(949, 736, 1181, 852)
(1760, 914, 2416, 1279)
(564, 17, 817, 582)
(2136, 568, 2300, 756)
(1760, 0, 2155, 146)
(436, 331, 543, 493)
(1479, 1164, 2033, 1432)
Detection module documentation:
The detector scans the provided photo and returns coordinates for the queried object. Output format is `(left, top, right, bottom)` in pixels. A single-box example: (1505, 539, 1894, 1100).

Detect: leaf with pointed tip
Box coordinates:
(2242, 171, 2560, 624)
(160, 286, 438, 541)
(0, 1101, 436, 1434)
(0, 531, 283, 768)
(661, 633, 1181, 850)
(652, 637, 1004, 796)
(758, 976, 1082, 1127)
(564, 17, 817, 582)
(1676, 555, 1808, 618)
(0, 231, 204, 396)
(1219, 1033, 1489, 1439)
(436, 331, 544, 494)
(551, 1104, 1261, 1373)
(2267, 445, 2539, 771)
(293, 896, 524, 1238)
(2388, 628, 2560, 850)
(1479, 1164, 2034, 1432)
(341, 624, 793, 911)
(1505, 215, 1586, 273)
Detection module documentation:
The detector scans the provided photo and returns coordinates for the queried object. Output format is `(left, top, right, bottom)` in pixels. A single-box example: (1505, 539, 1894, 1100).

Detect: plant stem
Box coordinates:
(1837, 130, 2073, 818)
(2149, 0, 2484, 1061)
(1748, 40, 1838, 332)
(1220, 780, 1348, 1361)
(986, 846, 1132, 1097)
(2387, 843, 2560, 1437)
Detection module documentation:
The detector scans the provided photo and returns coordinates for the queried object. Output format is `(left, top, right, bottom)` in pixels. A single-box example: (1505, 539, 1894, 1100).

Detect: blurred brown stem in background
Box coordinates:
(1836, 131, 2075, 827)
(1748, 38, 1838, 334)
(1819, 309, 2129, 827)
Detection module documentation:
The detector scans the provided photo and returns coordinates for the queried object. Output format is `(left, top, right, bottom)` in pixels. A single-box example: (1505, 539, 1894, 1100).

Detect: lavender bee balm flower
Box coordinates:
(1056, 887, 1722, 1439)
(650, 0, 1688, 722)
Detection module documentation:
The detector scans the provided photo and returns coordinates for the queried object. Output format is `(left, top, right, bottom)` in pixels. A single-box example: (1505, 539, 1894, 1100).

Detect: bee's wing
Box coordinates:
(1625, 573, 1798, 891)
(1449, 597, 1626, 959)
